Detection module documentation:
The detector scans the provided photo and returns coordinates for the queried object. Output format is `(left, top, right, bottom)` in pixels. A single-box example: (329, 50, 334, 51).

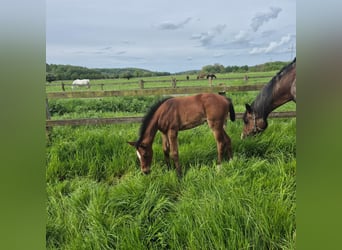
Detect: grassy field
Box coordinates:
(47, 119, 296, 249)
(45, 71, 277, 92)
(46, 72, 296, 249)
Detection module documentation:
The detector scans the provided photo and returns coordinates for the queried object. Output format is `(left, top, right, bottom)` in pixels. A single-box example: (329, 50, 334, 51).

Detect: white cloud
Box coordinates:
(213, 52, 225, 58)
(116, 51, 126, 55)
(156, 17, 192, 30)
(233, 30, 250, 43)
(250, 7, 282, 32)
(249, 34, 291, 54)
(191, 24, 227, 47)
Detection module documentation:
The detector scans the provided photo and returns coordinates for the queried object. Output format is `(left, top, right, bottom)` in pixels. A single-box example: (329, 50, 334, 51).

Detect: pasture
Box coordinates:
(45, 71, 277, 92)
(46, 72, 296, 249)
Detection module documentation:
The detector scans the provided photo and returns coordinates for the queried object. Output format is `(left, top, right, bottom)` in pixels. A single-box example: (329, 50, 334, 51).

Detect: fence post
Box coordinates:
(171, 77, 177, 88)
(139, 79, 144, 89)
(46, 98, 52, 142)
(61, 82, 65, 91)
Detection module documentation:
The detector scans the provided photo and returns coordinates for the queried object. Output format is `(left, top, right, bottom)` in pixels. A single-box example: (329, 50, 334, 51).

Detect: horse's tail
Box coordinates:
(227, 98, 235, 122)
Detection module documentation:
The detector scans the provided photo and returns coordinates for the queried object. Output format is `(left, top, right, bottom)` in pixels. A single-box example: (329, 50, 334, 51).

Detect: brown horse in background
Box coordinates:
(128, 93, 236, 176)
(241, 57, 296, 138)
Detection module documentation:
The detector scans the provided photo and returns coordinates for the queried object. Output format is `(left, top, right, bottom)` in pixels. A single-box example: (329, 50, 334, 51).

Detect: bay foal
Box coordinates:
(129, 93, 235, 176)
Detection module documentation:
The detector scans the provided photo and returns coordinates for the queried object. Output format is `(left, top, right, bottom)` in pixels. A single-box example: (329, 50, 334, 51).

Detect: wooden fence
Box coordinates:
(46, 84, 265, 99)
(46, 111, 296, 127)
(46, 84, 296, 127)
(45, 75, 272, 90)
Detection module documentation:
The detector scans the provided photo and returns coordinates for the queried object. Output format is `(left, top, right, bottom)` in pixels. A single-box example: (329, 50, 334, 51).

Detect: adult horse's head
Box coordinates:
(241, 104, 268, 139)
(241, 58, 296, 139)
(128, 141, 153, 174)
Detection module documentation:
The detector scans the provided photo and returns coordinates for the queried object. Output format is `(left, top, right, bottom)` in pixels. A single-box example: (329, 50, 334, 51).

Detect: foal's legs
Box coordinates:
(161, 133, 171, 169)
(222, 130, 233, 160)
(208, 120, 232, 164)
(167, 129, 181, 176)
(213, 128, 225, 164)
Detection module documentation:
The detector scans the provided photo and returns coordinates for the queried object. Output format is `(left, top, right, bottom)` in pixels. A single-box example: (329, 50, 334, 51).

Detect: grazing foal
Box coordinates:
(129, 93, 235, 176)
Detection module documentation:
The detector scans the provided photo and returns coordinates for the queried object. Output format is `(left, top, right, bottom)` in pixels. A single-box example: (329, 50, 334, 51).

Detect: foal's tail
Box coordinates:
(227, 98, 236, 122)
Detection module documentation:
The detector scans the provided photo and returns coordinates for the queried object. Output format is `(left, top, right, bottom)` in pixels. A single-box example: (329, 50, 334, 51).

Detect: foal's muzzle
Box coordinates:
(240, 133, 246, 139)
(141, 167, 151, 175)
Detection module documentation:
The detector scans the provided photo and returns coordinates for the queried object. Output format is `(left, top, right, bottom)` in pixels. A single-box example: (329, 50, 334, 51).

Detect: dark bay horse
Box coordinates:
(128, 93, 236, 176)
(206, 74, 217, 79)
(241, 57, 296, 138)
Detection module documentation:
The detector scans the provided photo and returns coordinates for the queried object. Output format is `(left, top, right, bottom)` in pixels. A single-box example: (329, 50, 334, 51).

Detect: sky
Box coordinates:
(46, 0, 296, 73)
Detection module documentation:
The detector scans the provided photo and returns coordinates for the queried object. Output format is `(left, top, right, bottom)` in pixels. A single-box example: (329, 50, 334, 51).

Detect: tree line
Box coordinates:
(46, 64, 171, 82)
(199, 61, 290, 74)
(46, 61, 290, 82)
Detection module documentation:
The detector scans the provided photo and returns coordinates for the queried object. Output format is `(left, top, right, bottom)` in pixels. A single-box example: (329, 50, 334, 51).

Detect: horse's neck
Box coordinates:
(269, 90, 292, 111)
(252, 87, 274, 120)
(139, 114, 160, 146)
(253, 80, 292, 119)
(253, 62, 296, 120)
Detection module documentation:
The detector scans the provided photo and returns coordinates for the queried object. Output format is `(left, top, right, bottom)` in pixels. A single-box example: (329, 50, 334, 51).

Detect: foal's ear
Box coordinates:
(245, 104, 252, 113)
(127, 141, 137, 147)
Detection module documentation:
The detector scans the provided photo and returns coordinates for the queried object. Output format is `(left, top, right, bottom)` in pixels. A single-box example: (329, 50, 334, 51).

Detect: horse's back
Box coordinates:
(72, 79, 90, 85)
(198, 93, 235, 124)
(158, 93, 233, 131)
(185, 93, 232, 118)
(158, 95, 206, 130)
(72, 79, 90, 89)
(200, 93, 231, 116)
(169, 93, 229, 112)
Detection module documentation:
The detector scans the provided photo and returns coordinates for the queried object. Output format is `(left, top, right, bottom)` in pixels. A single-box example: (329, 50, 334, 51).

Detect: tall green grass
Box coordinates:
(47, 96, 164, 119)
(47, 92, 296, 121)
(47, 119, 296, 249)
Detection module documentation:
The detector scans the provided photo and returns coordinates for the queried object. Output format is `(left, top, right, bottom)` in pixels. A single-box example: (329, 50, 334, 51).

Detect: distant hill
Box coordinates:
(46, 64, 171, 82)
(249, 61, 291, 72)
(93, 67, 171, 79)
(174, 70, 200, 75)
(46, 61, 290, 82)
(46, 64, 103, 82)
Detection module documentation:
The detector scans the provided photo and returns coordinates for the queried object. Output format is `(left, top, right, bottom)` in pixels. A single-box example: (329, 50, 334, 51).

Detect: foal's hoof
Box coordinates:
(142, 169, 151, 175)
(176, 171, 183, 178)
(216, 164, 222, 172)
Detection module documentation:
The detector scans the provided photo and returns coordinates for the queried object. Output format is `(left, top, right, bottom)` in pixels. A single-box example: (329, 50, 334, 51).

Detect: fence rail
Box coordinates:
(45, 75, 273, 87)
(46, 111, 296, 127)
(46, 83, 296, 128)
(47, 84, 265, 99)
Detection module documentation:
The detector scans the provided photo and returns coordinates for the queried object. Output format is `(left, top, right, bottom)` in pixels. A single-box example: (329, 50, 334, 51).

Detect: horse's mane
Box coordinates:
(136, 97, 173, 146)
(252, 57, 296, 117)
(269, 57, 296, 86)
